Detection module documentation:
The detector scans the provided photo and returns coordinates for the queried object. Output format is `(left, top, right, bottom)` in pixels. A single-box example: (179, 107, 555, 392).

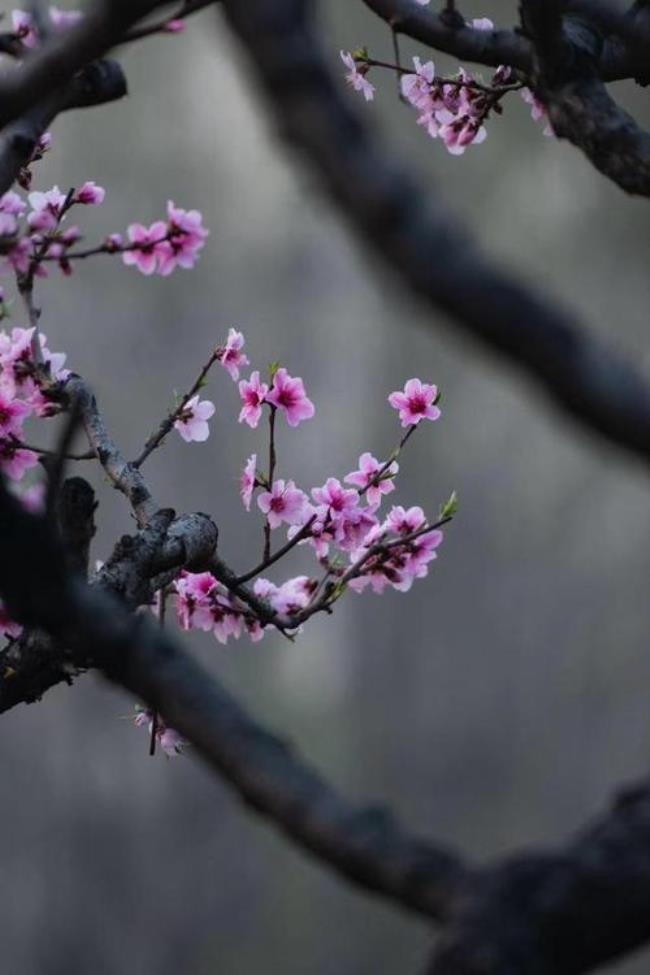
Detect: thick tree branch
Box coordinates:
(3, 472, 650, 973)
(360, 0, 649, 82)
(0, 503, 219, 714)
(521, 7, 650, 196)
(0, 476, 466, 922)
(428, 784, 650, 973)
(0, 0, 220, 131)
(360, 0, 532, 72)
(0, 58, 127, 196)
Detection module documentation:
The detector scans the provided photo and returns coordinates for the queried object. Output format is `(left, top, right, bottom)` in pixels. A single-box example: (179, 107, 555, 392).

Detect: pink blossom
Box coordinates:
(5, 238, 31, 274)
(439, 115, 487, 154)
(174, 571, 218, 631)
(253, 575, 316, 618)
(401, 57, 435, 111)
(105, 233, 123, 251)
(238, 370, 268, 428)
(240, 453, 257, 511)
(157, 202, 208, 276)
(0, 191, 26, 217)
(470, 18, 494, 30)
(0, 327, 34, 391)
(174, 394, 215, 443)
(75, 181, 105, 205)
(334, 505, 379, 553)
(287, 507, 333, 559)
(165, 19, 185, 32)
(27, 185, 67, 231)
(12, 10, 37, 47)
(253, 577, 277, 602)
(122, 221, 168, 275)
(521, 88, 554, 137)
(388, 378, 441, 427)
(0, 602, 22, 640)
(60, 226, 81, 247)
(210, 594, 243, 645)
(340, 51, 375, 102)
(10, 480, 45, 513)
(0, 439, 39, 481)
(349, 507, 444, 595)
(386, 505, 427, 535)
(0, 213, 18, 238)
(50, 7, 83, 29)
(0, 327, 67, 405)
(258, 479, 308, 529)
(134, 708, 185, 756)
(0, 389, 31, 438)
(392, 530, 444, 592)
(521, 87, 545, 122)
(267, 368, 315, 427)
(312, 477, 359, 516)
(0, 190, 21, 246)
(39, 332, 69, 384)
(310, 478, 379, 552)
(270, 576, 317, 616)
(159, 728, 185, 755)
(217, 328, 249, 382)
(344, 452, 398, 508)
(174, 572, 247, 645)
(245, 618, 265, 642)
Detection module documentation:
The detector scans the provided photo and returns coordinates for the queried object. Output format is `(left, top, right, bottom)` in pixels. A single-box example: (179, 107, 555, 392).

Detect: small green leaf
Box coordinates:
(440, 490, 459, 520)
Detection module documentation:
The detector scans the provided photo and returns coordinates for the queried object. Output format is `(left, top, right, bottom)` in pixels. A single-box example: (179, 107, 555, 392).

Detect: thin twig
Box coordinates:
(133, 347, 220, 468)
(262, 405, 277, 562)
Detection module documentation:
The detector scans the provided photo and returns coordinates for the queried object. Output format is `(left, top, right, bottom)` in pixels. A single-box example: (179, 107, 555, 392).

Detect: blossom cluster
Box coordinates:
(0, 325, 68, 641)
(0, 179, 209, 281)
(0, 324, 68, 476)
(399, 57, 507, 155)
(340, 14, 552, 151)
(0, 158, 450, 759)
(164, 329, 447, 645)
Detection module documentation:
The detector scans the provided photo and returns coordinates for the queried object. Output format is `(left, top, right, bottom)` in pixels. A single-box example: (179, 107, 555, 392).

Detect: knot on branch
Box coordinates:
(94, 509, 218, 610)
(520, 1, 603, 92)
(69, 58, 128, 108)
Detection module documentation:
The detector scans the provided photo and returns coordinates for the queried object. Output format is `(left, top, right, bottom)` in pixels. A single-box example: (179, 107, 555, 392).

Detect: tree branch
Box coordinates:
(0, 475, 466, 922)
(360, 0, 650, 83)
(428, 783, 650, 973)
(0, 58, 127, 196)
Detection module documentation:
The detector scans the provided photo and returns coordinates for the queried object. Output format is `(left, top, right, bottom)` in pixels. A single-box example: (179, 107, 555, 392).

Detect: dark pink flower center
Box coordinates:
(408, 394, 427, 414)
(277, 388, 297, 408)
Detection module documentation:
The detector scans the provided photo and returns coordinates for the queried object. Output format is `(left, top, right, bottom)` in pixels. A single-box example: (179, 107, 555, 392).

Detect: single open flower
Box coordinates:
(174, 395, 215, 443)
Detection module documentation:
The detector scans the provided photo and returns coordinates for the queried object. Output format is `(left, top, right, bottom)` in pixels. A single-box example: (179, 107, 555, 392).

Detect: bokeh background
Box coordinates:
(2, 1, 650, 972)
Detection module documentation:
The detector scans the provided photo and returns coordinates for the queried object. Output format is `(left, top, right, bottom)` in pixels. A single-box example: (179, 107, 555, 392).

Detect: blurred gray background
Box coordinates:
(2, 1, 650, 972)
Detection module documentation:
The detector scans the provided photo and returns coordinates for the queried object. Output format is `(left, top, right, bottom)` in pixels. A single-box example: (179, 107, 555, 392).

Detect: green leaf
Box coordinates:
(439, 490, 459, 520)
